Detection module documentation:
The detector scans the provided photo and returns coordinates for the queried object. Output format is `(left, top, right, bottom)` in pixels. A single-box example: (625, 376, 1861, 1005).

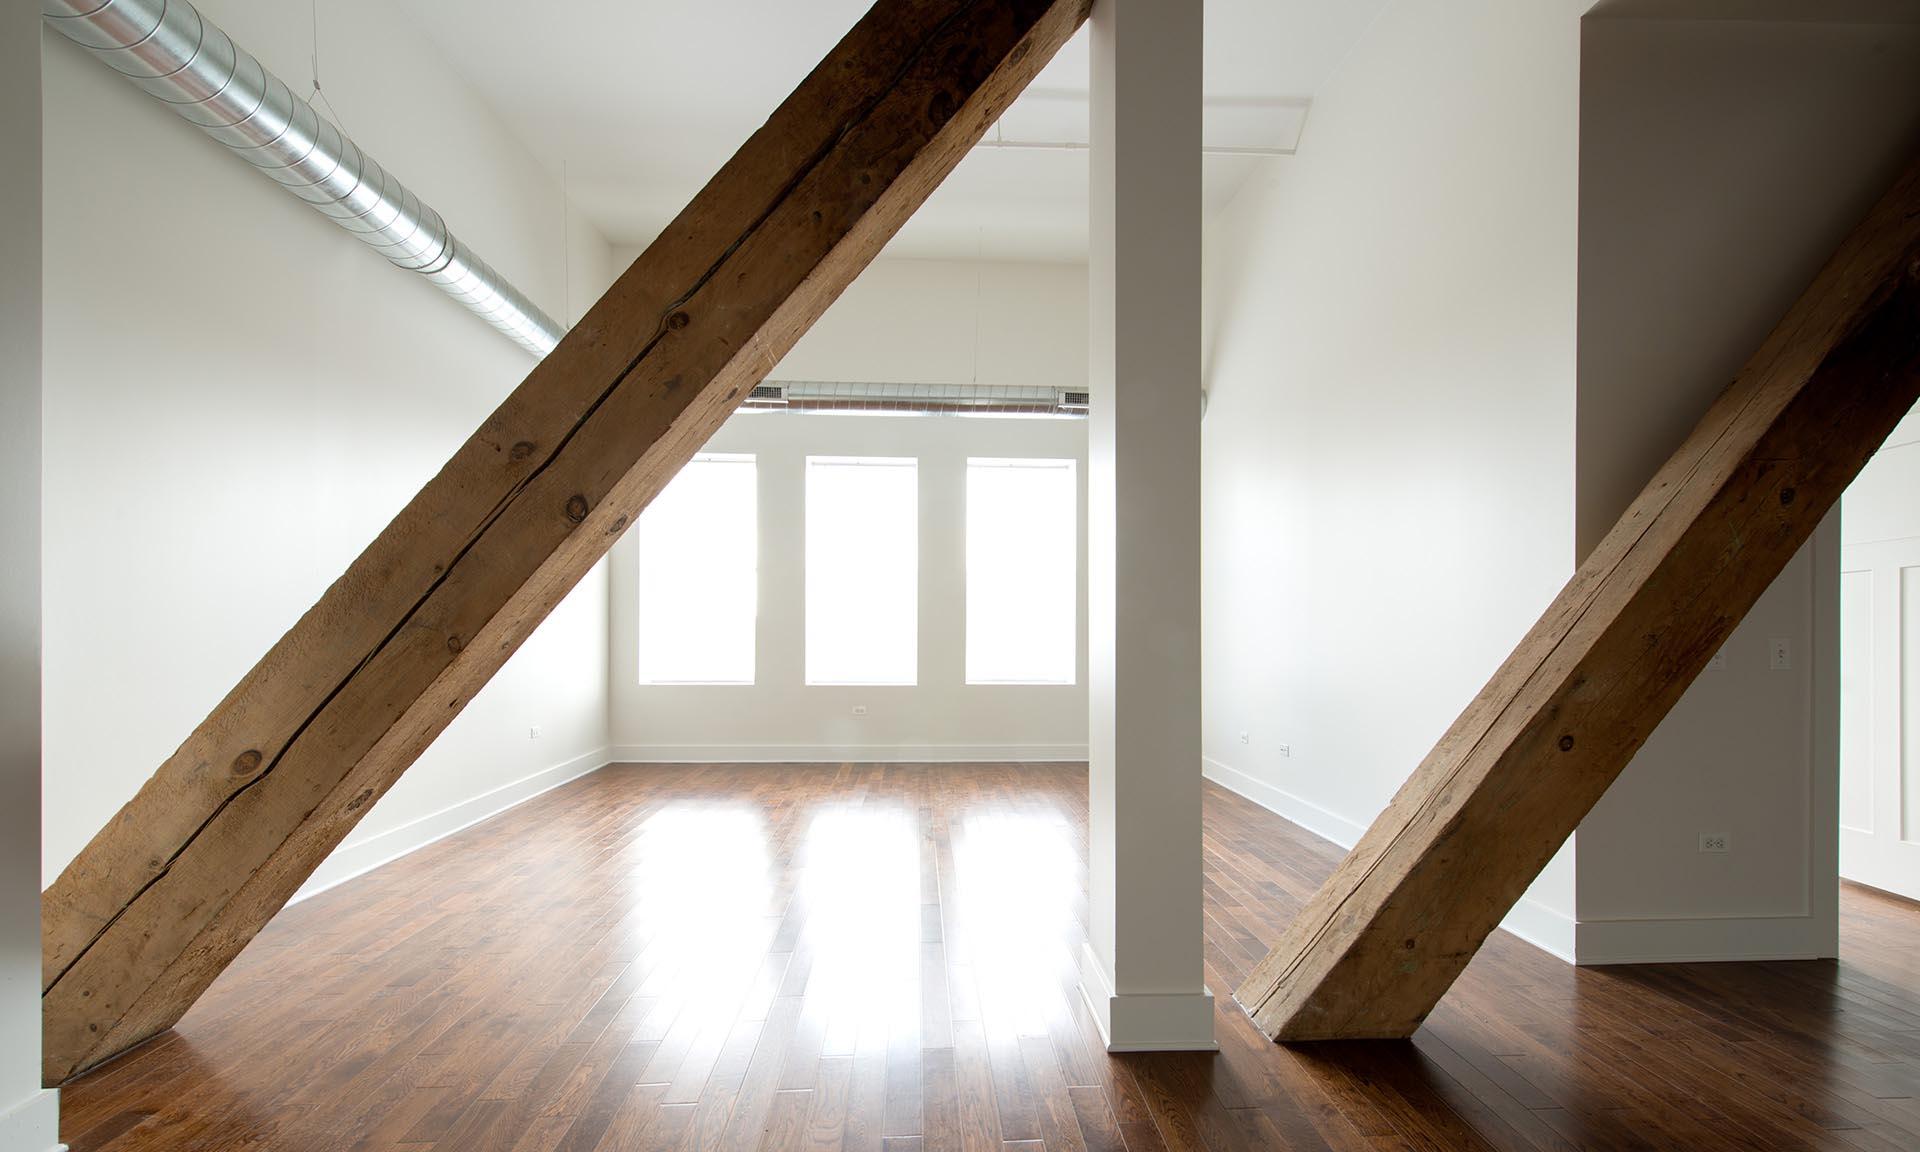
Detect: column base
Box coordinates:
(0, 1086, 63, 1152)
(1077, 942, 1217, 1052)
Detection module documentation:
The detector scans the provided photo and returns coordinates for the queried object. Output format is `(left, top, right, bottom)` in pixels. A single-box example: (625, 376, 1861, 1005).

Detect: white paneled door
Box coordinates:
(1840, 536, 1920, 901)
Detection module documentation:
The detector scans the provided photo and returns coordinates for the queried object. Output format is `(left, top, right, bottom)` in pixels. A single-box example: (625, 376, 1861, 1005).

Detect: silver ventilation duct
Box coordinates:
(746, 380, 1090, 417)
(44, 0, 566, 357)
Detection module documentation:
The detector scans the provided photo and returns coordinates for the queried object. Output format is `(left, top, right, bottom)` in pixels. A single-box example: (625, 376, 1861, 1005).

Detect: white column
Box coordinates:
(1079, 0, 1212, 1051)
(0, 6, 58, 1149)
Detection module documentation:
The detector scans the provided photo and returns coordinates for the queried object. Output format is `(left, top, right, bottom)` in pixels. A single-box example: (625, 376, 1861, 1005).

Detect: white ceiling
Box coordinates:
(400, 0, 1388, 261)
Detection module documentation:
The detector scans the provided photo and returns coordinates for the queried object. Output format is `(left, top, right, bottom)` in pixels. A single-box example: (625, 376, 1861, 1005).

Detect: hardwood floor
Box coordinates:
(59, 763, 1920, 1151)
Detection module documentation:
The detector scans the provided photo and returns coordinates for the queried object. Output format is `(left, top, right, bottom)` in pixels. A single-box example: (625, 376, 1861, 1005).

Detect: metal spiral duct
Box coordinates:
(44, 0, 566, 357)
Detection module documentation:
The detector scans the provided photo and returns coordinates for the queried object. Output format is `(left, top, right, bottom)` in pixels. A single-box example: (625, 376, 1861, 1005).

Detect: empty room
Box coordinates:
(5, 1, 1920, 1150)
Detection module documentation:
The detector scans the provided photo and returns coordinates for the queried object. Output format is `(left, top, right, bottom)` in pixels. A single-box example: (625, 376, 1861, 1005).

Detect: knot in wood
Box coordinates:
(230, 749, 263, 777)
(1779, 486, 1796, 506)
(565, 494, 591, 523)
(509, 440, 536, 462)
(446, 634, 464, 653)
(667, 311, 691, 331)
(1558, 734, 1576, 752)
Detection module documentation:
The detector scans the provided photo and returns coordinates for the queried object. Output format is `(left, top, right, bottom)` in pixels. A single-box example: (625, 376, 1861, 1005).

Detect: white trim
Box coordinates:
(1499, 894, 1578, 963)
(1076, 943, 1217, 1052)
(0, 1088, 62, 1152)
(1575, 912, 1831, 965)
(1201, 754, 1576, 962)
(1200, 756, 1366, 845)
(611, 743, 1089, 764)
(289, 747, 611, 904)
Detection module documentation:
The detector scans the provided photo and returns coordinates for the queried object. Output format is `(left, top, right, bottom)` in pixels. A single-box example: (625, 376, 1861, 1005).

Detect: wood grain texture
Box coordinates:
(1237, 154, 1920, 1042)
(39, 0, 1090, 1085)
(54, 765, 1920, 1152)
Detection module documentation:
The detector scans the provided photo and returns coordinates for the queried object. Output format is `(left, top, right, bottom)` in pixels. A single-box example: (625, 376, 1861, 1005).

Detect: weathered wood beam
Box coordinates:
(1236, 155, 1920, 1043)
(41, 0, 1089, 1085)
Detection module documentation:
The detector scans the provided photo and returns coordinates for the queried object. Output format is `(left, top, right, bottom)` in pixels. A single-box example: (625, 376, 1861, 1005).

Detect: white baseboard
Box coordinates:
(610, 743, 1089, 764)
(1575, 913, 1832, 965)
(290, 746, 611, 904)
(0, 1087, 62, 1152)
(1201, 755, 1367, 845)
(1201, 754, 1576, 962)
(1499, 894, 1578, 963)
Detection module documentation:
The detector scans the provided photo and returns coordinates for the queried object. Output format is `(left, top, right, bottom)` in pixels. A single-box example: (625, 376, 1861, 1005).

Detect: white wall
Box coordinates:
(39, 0, 618, 902)
(2, 9, 58, 1150)
(1198, 0, 1586, 957)
(1573, 11, 1920, 963)
(607, 254, 1091, 393)
(608, 258, 1091, 761)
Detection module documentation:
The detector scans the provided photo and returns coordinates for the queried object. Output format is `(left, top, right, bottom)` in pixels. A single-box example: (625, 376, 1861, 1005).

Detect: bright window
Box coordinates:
(636, 454, 757, 684)
(966, 458, 1077, 685)
(806, 456, 918, 685)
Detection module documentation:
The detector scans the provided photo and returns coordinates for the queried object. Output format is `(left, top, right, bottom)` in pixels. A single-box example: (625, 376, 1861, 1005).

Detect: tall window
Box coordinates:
(636, 454, 757, 684)
(966, 458, 1077, 685)
(806, 456, 918, 685)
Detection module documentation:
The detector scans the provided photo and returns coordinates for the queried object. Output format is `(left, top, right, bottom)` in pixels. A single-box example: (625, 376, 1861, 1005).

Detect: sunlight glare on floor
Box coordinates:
(949, 808, 1080, 1042)
(796, 804, 922, 1054)
(626, 803, 774, 1015)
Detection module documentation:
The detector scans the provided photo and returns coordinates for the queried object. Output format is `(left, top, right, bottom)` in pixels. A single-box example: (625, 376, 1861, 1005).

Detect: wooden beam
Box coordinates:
(1236, 156, 1920, 1043)
(40, 0, 1089, 1085)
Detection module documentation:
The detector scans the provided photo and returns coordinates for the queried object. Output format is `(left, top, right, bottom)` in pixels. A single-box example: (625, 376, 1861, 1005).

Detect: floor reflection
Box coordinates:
(616, 788, 1086, 1059)
(793, 804, 922, 1054)
(627, 803, 774, 1017)
(948, 807, 1081, 1042)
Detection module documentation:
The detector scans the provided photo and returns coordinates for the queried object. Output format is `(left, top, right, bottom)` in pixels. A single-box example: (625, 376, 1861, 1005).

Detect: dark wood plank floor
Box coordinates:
(59, 763, 1920, 1151)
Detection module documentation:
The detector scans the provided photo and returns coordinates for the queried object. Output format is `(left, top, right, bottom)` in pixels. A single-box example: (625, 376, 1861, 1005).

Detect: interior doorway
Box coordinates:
(1839, 399, 1920, 902)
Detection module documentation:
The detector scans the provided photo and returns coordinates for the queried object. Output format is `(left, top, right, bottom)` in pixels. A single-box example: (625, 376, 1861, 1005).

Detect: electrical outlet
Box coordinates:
(1277, 744, 1292, 758)
(1239, 731, 1250, 745)
(528, 725, 541, 740)
(852, 704, 869, 716)
(1706, 651, 1727, 670)
(1769, 638, 1792, 670)
(1698, 832, 1730, 854)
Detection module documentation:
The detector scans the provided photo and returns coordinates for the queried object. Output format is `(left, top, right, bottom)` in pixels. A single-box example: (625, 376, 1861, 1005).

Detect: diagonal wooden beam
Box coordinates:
(1236, 155, 1920, 1043)
(40, 0, 1089, 1085)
